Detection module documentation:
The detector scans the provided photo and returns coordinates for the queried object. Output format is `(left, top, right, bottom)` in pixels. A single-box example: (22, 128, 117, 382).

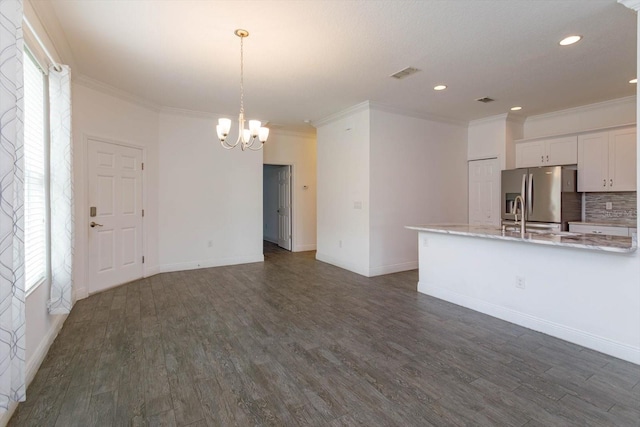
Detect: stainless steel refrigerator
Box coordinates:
(501, 166, 581, 231)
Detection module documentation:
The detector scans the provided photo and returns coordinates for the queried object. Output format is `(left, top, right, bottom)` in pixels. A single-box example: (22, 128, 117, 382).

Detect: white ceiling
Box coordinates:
(32, 0, 637, 131)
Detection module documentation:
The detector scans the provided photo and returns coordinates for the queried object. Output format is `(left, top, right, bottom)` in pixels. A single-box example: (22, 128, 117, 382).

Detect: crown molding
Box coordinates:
(525, 95, 637, 124)
(312, 101, 371, 128)
(313, 100, 467, 128)
(269, 127, 316, 138)
(159, 106, 218, 119)
(368, 102, 468, 127)
(73, 73, 162, 112)
(618, 0, 640, 12)
(468, 113, 511, 127)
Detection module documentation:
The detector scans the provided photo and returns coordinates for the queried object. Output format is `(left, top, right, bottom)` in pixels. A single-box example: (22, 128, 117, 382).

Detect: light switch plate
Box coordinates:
(606, 202, 613, 210)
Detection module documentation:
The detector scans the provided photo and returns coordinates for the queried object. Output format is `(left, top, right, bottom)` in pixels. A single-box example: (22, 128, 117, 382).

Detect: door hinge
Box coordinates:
(142, 162, 144, 170)
(142, 256, 145, 263)
(142, 209, 145, 217)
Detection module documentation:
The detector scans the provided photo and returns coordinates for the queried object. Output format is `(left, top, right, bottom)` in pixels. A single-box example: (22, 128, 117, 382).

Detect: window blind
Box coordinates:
(23, 49, 47, 290)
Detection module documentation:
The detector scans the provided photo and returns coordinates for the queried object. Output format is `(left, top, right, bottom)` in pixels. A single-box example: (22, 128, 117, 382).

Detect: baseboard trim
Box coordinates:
(144, 265, 161, 278)
(419, 281, 640, 365)
(263, 236, 278, 244)
(368, 260, 418, 277)
(158, 254, 265, 273)
(0, 313, 70, 425)
(294, 244, 316, 252)
(26, 314, 67, 384)
(315, 252, 369, 277)
(74, 286, 88, 301)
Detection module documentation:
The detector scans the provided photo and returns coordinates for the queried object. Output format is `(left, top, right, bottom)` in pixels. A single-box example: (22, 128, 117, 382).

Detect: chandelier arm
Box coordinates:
(220, 138, 240, 149)
(247, 139, 265, 151)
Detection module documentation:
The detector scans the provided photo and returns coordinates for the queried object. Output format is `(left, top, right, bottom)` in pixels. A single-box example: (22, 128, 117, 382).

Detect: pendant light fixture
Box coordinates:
(217, 29, 269, 151)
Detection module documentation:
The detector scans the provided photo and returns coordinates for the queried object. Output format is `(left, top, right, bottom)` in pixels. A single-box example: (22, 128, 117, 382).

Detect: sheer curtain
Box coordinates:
(0, 0, 27, 411)
(48, 64, 74, 314)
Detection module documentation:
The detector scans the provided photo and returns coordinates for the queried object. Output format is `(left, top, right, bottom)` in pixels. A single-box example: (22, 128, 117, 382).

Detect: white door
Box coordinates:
(468, 158, 500, 226)
(87, 139, 144, 293)
(277, 166, 292, 250)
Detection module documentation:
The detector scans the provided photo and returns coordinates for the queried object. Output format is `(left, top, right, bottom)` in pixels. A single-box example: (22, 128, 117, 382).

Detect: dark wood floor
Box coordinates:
(8, 242, 640, 426)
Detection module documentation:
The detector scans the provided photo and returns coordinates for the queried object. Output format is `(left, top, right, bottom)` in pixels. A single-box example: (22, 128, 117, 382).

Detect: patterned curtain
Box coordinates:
(48, 65, 74, 314)
(0, 0, 27, 411)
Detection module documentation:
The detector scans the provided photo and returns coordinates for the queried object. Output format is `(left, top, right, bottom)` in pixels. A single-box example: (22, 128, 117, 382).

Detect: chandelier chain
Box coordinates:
(240, 34, 244, 115)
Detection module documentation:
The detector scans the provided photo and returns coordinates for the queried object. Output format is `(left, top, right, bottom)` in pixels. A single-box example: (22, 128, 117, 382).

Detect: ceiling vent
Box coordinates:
(476, 97, 495, 103)
(390, 67, 421, 79)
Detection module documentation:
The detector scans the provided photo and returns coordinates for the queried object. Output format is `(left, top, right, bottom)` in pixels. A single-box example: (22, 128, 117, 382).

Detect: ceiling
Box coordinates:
(32, 0, 637, 131)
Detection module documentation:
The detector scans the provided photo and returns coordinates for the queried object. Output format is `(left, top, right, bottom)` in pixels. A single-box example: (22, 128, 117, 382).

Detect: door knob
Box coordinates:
(90, 221, 103, 228)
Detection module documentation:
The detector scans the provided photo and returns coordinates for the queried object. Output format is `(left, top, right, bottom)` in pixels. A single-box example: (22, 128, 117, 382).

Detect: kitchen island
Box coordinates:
(408, 224, 640, 364)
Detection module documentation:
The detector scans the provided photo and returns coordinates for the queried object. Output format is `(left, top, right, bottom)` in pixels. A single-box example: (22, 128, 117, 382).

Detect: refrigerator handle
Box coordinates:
(527, 173, 533, 215)
(521, 174, 526, 199)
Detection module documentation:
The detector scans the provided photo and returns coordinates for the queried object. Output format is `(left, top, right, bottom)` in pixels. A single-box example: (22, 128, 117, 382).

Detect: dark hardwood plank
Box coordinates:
(8, 242, 640, 427)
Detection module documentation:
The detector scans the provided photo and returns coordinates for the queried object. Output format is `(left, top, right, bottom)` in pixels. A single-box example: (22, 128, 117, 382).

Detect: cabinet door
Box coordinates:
(516, 141, 545, 168)
(546, 136, 577, 165)
(608, 127, 637, 191)
(578, 132, 609, 192)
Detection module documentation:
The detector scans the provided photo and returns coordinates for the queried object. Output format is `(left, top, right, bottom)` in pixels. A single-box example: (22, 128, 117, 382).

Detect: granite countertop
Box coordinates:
(406, 224, 637, 253)
(568, 221, 637, 228)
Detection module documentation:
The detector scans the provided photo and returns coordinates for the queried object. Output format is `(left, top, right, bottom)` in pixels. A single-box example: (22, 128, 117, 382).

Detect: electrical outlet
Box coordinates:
(339, 240, 343, 248)
(423, 236, 429, 247)
(606, 202, 613, 210)
(516, 276, 525, 289)
(208, 240, 213, 248)
(354, 201, 362, 209)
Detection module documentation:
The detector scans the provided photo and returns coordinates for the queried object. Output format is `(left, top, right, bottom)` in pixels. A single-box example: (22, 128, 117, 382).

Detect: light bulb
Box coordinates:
(218, 118, 231, 135)
(249, 120, 261, 137)
(216, 125, 226, 141)
(242, 129, 251, 143)
(259, 127, 269, 142)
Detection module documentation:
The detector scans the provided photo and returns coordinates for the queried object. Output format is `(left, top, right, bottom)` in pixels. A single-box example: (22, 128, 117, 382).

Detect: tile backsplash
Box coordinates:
(584, 192, 637, 225)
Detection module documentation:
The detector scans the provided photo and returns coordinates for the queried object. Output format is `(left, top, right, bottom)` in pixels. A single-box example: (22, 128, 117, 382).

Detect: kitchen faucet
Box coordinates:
(513, 195, 526, 235)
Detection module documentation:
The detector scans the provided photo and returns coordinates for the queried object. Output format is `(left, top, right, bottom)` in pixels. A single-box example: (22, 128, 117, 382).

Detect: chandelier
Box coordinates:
(217, 29, 269, 151)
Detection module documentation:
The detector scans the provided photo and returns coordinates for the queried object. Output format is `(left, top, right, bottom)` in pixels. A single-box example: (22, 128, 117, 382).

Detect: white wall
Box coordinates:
(316, 106, 371, 275)
(263, 130, 317, 251)
(157, 112, 263, 271)
(263, 165, 280, 243)
(524, 96, 636, 139)
(369, 108, 468, 276)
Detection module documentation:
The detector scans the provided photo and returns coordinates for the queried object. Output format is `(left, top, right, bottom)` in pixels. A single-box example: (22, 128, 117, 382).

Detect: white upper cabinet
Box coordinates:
(578, 127, 636, 192)
(578, 132, 609, 191)
(516, 136, 577, 167)
(608, 127, 637, 191)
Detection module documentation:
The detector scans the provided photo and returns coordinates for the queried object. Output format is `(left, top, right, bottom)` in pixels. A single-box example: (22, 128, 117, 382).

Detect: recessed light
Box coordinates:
(559, 35, 582, 46)
(434, 85, 447, 91)
(510, 106, 522, 111)
(630, 78, 637, 84)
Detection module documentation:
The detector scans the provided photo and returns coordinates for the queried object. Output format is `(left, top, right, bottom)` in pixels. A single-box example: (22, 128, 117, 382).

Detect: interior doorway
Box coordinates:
(263, 164, 293, 251)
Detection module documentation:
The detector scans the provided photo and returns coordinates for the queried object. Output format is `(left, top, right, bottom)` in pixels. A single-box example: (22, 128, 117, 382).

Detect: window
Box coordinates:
(23, 49, 47, 291)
